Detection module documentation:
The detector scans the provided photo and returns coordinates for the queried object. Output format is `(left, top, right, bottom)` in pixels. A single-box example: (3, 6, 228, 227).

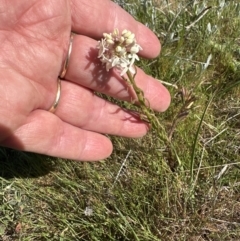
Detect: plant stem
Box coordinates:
(126, 70, 166, 136)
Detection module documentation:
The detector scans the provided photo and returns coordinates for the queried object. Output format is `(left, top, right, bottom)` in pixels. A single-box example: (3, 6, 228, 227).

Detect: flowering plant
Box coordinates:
(97, 29, 163, 132)
(97, 29, 142, 76)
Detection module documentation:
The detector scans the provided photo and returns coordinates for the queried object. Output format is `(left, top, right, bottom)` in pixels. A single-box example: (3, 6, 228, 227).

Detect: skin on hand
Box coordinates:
(0, 0, 170, 161)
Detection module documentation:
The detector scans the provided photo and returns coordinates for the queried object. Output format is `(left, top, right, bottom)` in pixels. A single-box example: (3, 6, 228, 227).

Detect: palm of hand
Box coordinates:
(1, 0, 71, 111)
(0, 0, 72, 151)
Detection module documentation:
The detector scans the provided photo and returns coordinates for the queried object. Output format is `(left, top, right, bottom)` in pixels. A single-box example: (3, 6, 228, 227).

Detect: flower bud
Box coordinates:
(115, 46, 122, 52)
(122, 30, 132, 38)
(113, 29, 119, 37)
(122, 29, 128, 35)
(128, 33, 135, 40)
(119, 36, 125, 43)
(103, 33, 112, 39)
(125, 38, 134, 45)
(107, 39, 114, 45)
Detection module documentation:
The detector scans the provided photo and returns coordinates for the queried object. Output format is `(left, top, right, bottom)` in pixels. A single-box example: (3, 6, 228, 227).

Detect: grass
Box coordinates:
(1, 0, 240, 240)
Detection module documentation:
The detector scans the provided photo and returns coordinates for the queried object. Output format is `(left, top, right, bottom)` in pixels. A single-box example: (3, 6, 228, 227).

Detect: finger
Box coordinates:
(70, 0, 160, 58)
(65, 35, 171, 112)
(2, 110, 113, 161)
(54, 80, 149, 137)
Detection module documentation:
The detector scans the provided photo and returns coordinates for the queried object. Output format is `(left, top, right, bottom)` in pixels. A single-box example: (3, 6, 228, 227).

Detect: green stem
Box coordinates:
(126, 70, 164, 133)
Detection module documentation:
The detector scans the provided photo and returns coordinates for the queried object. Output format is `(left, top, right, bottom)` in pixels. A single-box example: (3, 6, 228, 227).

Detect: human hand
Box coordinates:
(0, 0, 170, 161)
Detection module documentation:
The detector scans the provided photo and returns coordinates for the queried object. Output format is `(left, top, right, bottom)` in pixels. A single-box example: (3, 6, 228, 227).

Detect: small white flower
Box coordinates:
(96, 29, 142, 76)
(128, 54, 139, 71)
(112, 56, 120, 67)
(119, 58, 130, 76)
(84, 206, 93, 216)
(130, 44, 142, 54)
(97, 39, 107, 58)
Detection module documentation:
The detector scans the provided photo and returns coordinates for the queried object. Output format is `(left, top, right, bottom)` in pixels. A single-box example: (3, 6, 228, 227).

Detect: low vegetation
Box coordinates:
(1, 0, 240, 240)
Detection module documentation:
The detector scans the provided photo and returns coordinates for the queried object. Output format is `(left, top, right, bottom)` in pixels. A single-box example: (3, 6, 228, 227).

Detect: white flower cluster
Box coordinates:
(97, 29, 142, 76)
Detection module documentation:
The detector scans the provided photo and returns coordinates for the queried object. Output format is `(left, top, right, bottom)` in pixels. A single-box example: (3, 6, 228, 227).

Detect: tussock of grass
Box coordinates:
(1, 0, 240, 240)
